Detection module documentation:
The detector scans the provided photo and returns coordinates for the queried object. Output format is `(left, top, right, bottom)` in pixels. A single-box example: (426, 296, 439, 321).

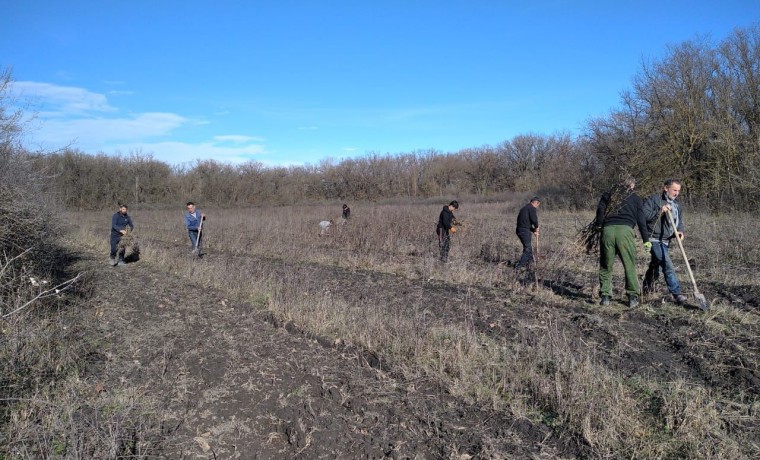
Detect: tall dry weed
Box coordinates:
(66, 203, 760, 459)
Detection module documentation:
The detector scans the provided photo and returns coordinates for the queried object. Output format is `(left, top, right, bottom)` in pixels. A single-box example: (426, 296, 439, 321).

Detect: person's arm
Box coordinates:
(635, 197, 650, 243)
(111, 213, 120, 233)
(530, 207, 539, 232)
(595, 193, 609, 227)
(642, 195, 658, 222)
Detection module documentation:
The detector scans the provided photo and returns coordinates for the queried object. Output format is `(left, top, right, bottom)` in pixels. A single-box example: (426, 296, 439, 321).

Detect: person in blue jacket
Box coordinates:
(185, 202, 206, 254)
(110, 203, 134, 266)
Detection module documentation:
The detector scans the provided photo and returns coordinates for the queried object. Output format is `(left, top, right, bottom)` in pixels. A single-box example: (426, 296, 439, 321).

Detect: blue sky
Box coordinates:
(3, 1, 758, 167)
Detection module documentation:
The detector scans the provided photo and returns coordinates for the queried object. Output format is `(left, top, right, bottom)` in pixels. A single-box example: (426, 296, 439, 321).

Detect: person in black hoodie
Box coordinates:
(596, 177, 651, 308)
(515, 197, 541, 269)
(436, 200, 459, 263)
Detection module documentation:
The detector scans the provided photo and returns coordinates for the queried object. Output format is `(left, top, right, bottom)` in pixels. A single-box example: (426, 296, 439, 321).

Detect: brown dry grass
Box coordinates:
(66, 202, 760, 459)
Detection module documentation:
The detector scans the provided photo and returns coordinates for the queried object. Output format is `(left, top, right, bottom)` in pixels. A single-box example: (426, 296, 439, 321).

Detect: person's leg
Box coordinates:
(440, 232, 450, 262)
(642, 244, 662, 293)
(516, 231, 533, 268)
(110, 235, 119, 258)
(109, 234, 119, 265)
(598, 227, 617, 298)
(188, 230, 198, 250)
(616, 227, 640, 298)
(660, 245, 683, 295)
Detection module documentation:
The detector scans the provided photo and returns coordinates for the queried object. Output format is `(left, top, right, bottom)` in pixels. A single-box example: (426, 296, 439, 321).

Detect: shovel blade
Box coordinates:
(695, 292, 709, 311)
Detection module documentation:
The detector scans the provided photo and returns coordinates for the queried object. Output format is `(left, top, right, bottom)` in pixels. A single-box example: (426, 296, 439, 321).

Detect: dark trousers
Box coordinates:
(110, 234, 125, 260)
(437, 228, 450, 262)
(516, 230, 533, 268)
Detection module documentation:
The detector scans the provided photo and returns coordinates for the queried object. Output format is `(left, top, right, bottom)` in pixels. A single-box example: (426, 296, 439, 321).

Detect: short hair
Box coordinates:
(530, 196, 541, 203)
(449, 200, 459, 209)
(186, 201, 195, 206)
(664, 179, 681, 187)
(119, 203, 128, 209)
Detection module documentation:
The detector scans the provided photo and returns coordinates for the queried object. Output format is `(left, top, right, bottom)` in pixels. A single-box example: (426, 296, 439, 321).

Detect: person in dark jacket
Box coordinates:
(596, 177, 651, 308)
(515, 197, 541, 269)
(110, 203, 134, 266)
(342, 204, 351, 220)
(185, 202, 205, 253)
(436, 200, 459, 263)
(642, 179, 687, 304)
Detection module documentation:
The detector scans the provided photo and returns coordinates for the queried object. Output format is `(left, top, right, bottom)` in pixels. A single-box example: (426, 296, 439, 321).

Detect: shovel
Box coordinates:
(666, 209, 708, 311)
(193, 219, 203, 257)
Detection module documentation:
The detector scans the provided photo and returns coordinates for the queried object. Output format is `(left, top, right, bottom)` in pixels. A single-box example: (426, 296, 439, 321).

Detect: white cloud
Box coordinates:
(29, 112, 187, 147)
(13, 81, 268, 165)
(111, 140, 267, 165)
(12, 81, 116, 116)
(213, 134, 265, 143)
(107, 90, 135, 96)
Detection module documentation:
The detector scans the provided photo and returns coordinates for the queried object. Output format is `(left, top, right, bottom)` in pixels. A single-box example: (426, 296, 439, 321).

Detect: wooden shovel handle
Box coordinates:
(665, 209, 700, 293)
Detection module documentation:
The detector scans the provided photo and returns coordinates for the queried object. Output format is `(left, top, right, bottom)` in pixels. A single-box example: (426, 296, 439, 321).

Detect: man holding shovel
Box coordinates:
(642, 179, 688, 305)
(185, 202, 205, 255)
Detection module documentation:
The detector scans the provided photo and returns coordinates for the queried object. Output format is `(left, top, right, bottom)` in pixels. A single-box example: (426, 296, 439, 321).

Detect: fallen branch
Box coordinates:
(2, 272, 82, 319)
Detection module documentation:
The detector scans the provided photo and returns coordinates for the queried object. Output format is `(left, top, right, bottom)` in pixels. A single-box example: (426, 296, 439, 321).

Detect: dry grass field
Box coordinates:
(59, 200, 759, 458)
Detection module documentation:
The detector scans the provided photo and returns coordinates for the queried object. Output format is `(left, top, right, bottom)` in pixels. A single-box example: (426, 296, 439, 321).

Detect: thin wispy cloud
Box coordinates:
(111, 140, 267, 165)
(13, 81, 116, 115)
(11, 81, 268, 165)
(213, 135, 265, 143)
(107, 90, 135, 96)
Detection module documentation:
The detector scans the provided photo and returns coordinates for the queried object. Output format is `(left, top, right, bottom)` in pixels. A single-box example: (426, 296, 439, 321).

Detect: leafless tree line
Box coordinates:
(17, 24, 760, 210)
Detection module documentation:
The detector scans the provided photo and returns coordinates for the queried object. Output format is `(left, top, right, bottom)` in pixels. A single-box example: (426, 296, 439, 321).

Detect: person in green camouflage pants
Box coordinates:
(596, 177, 651, 308)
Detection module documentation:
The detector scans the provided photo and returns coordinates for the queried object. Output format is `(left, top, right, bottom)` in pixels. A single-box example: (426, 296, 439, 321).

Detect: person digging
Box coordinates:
(185, 201, 206, 256)
(642, 179, 688, 305)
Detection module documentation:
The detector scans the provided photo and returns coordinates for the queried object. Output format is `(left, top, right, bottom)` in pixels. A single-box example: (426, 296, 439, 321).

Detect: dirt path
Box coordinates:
(75, 247, 580, 459)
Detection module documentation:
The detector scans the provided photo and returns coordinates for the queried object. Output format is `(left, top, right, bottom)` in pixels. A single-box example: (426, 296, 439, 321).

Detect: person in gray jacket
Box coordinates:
(642, 179, 687, 304)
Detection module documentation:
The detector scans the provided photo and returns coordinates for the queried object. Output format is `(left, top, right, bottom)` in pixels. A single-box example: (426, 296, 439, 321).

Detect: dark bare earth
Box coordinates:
(73, 238, 759, 459)
(77, 248, 580, 459)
